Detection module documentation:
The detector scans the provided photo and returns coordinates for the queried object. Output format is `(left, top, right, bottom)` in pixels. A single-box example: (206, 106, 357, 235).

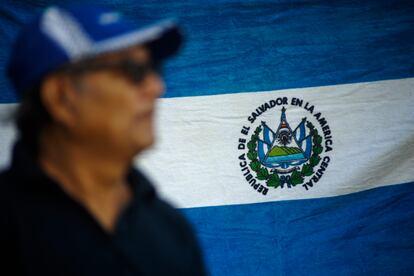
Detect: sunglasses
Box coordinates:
(57, 59, 161, 84)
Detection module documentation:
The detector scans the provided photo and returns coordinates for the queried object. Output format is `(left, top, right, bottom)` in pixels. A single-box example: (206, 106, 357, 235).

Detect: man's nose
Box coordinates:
(141, 72, 165, 99)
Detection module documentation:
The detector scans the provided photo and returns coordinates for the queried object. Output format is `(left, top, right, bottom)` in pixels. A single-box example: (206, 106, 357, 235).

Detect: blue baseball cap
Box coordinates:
(7, 4, 182, 96)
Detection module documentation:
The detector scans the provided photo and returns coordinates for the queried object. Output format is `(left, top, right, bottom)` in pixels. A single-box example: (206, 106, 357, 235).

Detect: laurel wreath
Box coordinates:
(246, 121, 323, 188)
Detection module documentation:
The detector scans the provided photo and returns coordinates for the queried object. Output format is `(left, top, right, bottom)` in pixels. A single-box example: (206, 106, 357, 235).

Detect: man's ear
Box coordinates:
(40, 75, 79, 128)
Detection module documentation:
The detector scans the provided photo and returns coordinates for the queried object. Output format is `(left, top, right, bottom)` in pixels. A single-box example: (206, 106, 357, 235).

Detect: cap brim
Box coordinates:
(146, 26, 182, 61)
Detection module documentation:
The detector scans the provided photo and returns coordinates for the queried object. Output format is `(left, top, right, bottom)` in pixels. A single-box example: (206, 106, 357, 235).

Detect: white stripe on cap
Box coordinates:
(41, 7, 93, 59)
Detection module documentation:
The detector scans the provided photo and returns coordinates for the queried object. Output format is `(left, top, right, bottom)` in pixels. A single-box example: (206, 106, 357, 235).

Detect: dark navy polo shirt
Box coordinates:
(0, 141, 206, 276)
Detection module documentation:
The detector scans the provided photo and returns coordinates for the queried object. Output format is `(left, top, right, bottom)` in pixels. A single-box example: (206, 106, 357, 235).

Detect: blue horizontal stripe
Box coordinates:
(183, 182, 414, 276)
(1, 0, 414, 102)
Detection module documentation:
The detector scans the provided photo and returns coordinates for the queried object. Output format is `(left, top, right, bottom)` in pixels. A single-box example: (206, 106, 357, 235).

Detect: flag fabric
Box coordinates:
(1, 1, 414, 275)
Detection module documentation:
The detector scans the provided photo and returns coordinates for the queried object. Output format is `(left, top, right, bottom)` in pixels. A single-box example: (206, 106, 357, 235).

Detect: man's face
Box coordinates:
(60, 46, 165, 158)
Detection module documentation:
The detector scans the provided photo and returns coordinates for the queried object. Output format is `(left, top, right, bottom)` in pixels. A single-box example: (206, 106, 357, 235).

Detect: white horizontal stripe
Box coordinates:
(137, 78, 414, 208)
(0, 79, 413, 209)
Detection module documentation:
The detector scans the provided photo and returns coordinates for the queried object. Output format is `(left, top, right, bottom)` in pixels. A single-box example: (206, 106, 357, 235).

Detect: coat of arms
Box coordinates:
(247, 107, 324, 188)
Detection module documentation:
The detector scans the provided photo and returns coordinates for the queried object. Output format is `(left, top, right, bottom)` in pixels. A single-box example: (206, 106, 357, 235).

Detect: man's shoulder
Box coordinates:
(155, 197, 194, 231)
(130, 168, 196, 240)
(143, 192, 207, 275)
(153, 200, 198, 247)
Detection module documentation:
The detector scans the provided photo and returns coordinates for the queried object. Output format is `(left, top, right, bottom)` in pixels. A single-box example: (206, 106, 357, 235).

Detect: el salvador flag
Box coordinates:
(1, 1, 413, 275)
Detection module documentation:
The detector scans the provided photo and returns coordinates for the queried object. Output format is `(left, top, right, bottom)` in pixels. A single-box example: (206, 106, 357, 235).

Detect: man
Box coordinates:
(0, 4, 206, 276)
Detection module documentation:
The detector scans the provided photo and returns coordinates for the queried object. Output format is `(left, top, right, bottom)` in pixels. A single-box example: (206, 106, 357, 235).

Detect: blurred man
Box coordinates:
(0, 4, 206, 276)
